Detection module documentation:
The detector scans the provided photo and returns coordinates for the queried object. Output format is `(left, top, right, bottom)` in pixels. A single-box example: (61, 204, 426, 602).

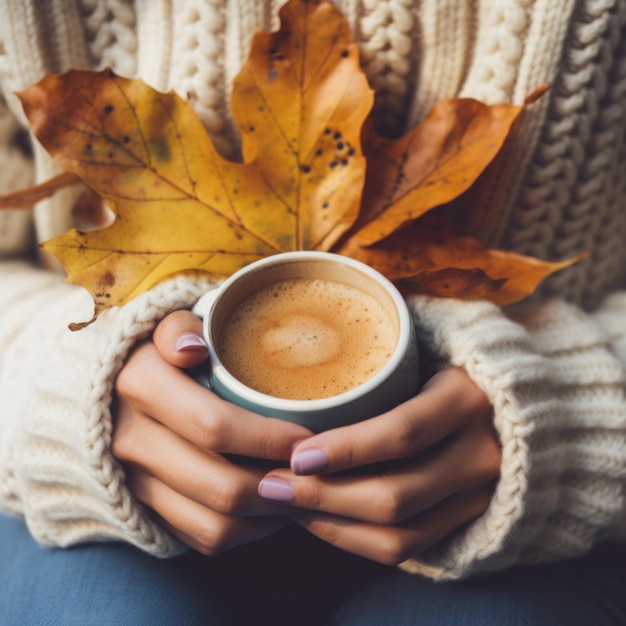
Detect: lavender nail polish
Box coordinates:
(291, 448, 329, 475)
(175, 332, 208, 352)
(258, 477, 295, 503)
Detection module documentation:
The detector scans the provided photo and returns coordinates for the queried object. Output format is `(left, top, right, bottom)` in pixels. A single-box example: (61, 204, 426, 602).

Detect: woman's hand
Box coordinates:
(257, 367, 500, 565)
(112, 310, 313, 555)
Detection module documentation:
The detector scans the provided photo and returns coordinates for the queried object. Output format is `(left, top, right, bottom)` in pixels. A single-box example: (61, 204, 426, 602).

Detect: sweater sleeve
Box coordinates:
(400, 293, 626, 580)
(0, 259, 216, 555)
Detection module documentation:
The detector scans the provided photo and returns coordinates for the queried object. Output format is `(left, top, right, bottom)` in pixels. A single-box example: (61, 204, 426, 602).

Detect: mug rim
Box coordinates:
(202, 251, 412, 412)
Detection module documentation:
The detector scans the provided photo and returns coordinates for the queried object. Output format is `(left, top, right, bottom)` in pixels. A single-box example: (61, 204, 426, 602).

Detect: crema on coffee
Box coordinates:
(216, 277, 398, 400)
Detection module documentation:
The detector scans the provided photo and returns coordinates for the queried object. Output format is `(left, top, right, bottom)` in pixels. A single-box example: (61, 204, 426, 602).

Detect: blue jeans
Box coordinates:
(0, 514, 624, 625)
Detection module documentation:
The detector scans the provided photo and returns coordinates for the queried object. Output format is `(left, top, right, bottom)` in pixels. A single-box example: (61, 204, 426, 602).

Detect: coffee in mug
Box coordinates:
(216, 276, 398, 400)
(198, 251, 420, 432)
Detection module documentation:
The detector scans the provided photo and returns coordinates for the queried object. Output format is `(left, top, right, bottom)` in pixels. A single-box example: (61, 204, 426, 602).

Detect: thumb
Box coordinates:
(153, 309, 208, 369)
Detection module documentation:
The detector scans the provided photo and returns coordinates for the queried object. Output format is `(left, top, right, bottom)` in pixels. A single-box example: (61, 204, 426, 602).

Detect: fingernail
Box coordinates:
(291, 448, 329, 475)
(175, 333, 208, 352)
(258, 477, 295, 503)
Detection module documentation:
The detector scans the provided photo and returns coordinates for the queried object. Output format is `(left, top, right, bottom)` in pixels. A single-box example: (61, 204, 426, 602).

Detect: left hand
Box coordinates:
(257, 367, 500, 565)
(113, 310, 313, 555)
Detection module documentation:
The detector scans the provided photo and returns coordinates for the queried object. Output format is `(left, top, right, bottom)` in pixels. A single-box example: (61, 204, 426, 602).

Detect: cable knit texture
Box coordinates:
(0, 0, 625, 580)
(0, 261, 215, 553)
(402, 295, 626, 579)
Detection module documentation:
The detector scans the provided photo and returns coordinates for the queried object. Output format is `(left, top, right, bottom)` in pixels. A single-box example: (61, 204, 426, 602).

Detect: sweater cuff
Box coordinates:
(0, 262, 216, 555)
(400, 295, 626, 580)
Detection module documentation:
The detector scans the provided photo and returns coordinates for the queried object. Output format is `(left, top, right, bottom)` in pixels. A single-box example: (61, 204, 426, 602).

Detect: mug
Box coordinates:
(194, 251, 419, 432)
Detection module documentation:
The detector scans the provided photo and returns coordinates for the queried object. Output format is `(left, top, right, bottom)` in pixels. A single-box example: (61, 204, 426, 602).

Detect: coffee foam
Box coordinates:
(217, 278, 398, 400)
(260, 314, 341, 367)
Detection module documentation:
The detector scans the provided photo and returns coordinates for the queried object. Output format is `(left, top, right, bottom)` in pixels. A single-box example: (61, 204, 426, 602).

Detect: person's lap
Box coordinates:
(0, 514, 624, 626)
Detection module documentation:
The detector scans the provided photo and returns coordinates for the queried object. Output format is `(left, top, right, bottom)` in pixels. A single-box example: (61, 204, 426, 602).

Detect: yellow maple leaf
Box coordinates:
(18, 0, 371, 326)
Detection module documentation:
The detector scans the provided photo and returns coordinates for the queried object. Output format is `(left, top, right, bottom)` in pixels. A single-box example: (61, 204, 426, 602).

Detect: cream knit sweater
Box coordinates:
(0, 0, 625, 581)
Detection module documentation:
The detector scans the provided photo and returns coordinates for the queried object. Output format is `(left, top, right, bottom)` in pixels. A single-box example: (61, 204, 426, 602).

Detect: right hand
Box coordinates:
(112, 310, 313, 555)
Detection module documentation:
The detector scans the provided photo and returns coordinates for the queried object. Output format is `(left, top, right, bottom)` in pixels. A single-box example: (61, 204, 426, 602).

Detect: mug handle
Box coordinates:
(191, 287, 220, 318)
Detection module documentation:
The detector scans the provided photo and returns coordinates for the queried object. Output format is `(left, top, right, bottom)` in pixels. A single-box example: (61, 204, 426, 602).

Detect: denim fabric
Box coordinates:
(1, 514, 624, 626)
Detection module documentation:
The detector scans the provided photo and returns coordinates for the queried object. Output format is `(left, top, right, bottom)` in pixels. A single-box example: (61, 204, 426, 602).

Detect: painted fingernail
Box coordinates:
(258, 477, 295, 503)
(291, 448, 329, 475)
(175, 333, 208, 352)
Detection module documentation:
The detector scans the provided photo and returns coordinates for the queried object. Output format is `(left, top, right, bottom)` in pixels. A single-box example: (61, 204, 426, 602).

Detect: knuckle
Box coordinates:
(333, 437, 356, 468)
(377, 534, 414, 566)
(114, 343, 152, 400)
(193, 411, 228, 450)
(192, 520, 231, 556)
(376, 484, 409, 525)
(114, 363, 139, 401)
(457, 374, 490, 417)
(210, 478, 248, 515)
(395, 415, 424, 456)
(110, 429, 132, 462)
(443, 367, 490, 419)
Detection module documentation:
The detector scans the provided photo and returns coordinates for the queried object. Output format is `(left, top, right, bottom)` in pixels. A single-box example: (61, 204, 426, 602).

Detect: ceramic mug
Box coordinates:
(194, 251, 419, 432)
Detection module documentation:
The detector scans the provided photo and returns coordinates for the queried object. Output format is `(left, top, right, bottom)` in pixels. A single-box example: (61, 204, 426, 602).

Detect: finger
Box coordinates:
(292, 485, 492, 566)
(116, 341, 312, 459)
(127, 469, 290, 555)
(153, 309, 208, 369)
(114, 409, 290, 516)
(290, 367, 491, 475)
(259, 418, 500, 524)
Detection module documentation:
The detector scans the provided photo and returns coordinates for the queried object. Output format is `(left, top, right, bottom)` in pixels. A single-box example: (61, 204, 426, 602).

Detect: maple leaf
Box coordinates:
(3, 0, 582, 328)
(17, 0, 372, 327)
(349, 98, 530, 245)
(339, 212, 585, 306)
(332, 82, 585, 303)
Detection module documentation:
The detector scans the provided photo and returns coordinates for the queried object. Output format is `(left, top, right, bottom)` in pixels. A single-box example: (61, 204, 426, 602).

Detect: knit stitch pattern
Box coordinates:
(403, 296, 626, 579)
(0, 0, 625, 580)
(0, 262, 215, 553)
